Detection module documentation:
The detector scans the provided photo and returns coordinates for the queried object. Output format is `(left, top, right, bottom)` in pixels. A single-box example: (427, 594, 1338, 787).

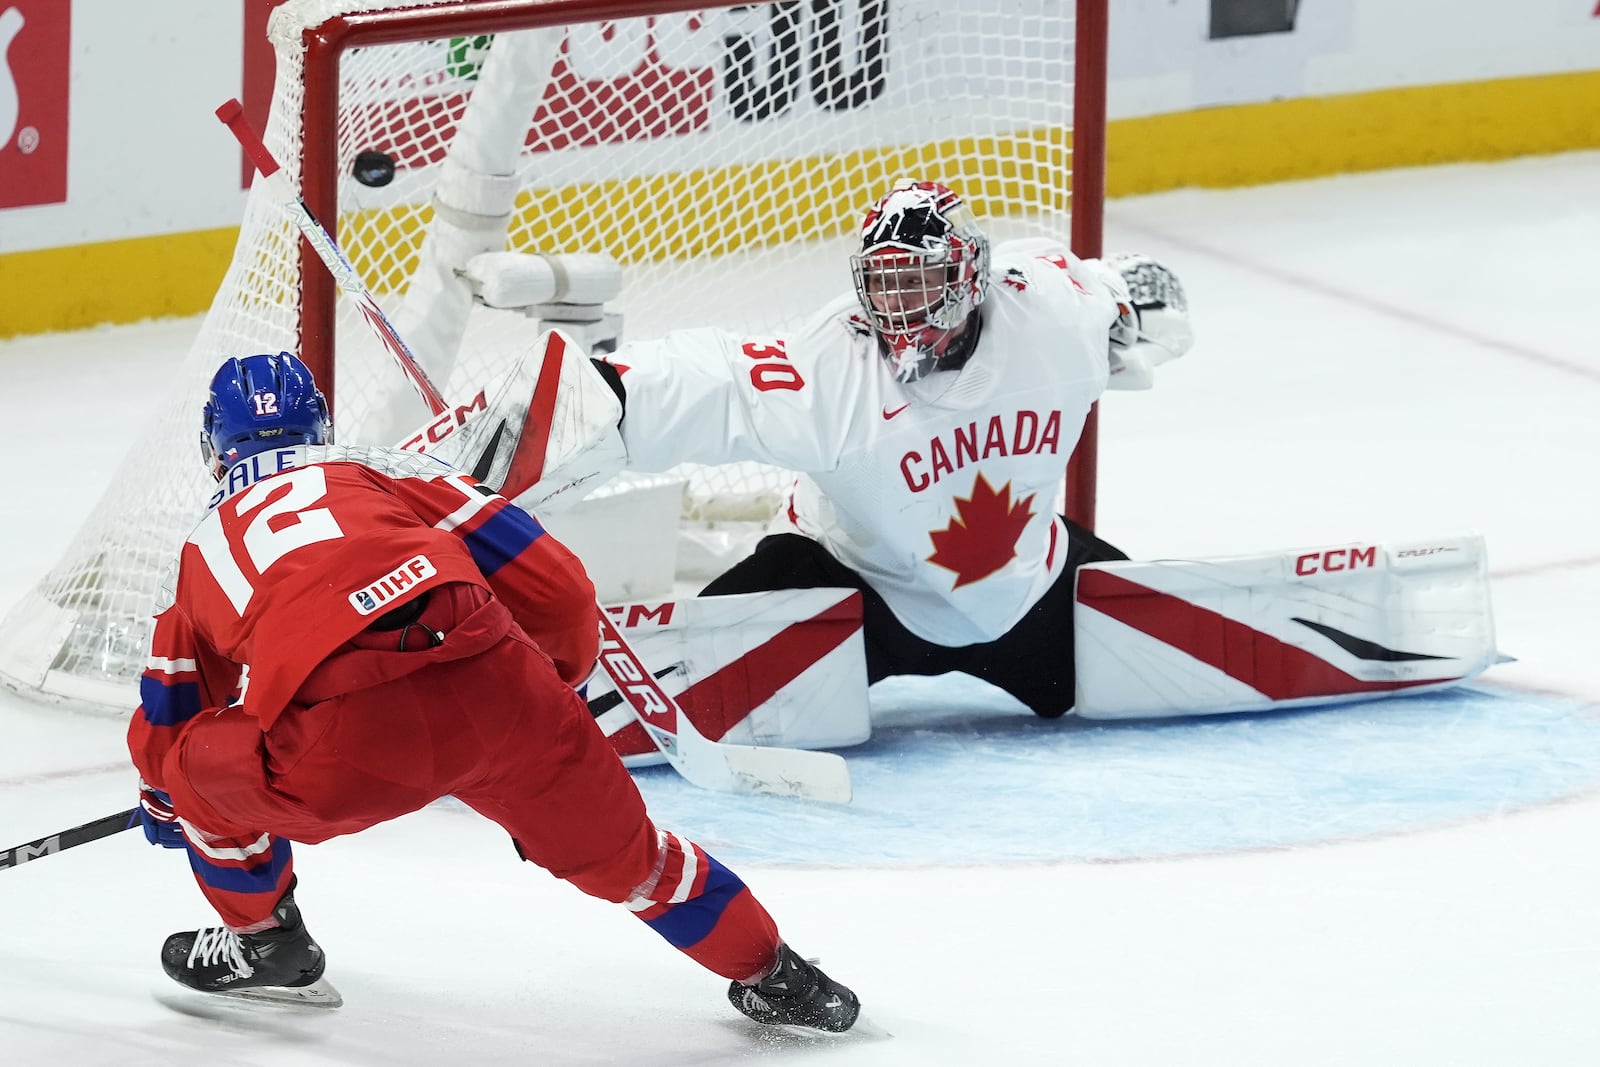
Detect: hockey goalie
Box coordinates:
(418, 179, 1499, 766)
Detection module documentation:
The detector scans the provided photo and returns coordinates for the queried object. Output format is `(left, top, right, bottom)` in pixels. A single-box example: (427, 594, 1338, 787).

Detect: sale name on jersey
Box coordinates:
(208, 448, 303, 508)
(348, 555, 438, 616)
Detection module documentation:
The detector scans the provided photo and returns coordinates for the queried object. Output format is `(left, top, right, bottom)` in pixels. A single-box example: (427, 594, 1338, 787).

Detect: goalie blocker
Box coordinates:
(399, 327, 627, 512)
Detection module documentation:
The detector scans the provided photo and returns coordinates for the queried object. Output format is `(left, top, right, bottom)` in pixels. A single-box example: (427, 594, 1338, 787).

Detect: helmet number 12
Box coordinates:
(192, 466, 346, 614)
(251, 390, 280, 416)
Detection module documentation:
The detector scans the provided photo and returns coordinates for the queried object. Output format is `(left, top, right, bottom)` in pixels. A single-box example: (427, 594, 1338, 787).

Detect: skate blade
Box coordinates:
(845, 1013, 893, 1039)
(739, 1012, 892, 1043)
(219, 975, 344, 1009)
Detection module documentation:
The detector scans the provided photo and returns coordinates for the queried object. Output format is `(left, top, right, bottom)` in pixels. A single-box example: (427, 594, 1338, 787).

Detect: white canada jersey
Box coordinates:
(611, 242, 1119, 646)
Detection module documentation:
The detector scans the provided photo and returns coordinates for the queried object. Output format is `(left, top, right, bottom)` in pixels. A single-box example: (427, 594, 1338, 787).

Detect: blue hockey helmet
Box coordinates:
(201, 352, 332, 479)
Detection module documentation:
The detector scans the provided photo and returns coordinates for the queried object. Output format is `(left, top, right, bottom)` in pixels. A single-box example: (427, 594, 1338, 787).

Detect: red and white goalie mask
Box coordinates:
(849, 180, 991, 383)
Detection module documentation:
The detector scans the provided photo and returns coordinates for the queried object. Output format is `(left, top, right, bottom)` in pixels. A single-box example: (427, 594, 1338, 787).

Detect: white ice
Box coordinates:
(2, 152, 1599, 1065)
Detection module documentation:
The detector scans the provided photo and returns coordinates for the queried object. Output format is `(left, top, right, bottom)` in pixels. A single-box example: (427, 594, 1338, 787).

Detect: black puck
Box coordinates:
(352, 150, 397, 188)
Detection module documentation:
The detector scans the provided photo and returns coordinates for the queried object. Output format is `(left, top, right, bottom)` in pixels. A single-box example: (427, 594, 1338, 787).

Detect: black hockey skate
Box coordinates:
(161, 878, 342, 1007)
(728, 942, 859, 1033)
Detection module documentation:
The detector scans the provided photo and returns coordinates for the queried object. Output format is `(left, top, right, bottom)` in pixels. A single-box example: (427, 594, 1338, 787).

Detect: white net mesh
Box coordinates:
(0, 0, 1084, 711)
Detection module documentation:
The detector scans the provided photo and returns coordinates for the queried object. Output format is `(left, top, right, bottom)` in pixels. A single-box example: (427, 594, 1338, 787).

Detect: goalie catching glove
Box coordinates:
(1091, 252, 1193, 389)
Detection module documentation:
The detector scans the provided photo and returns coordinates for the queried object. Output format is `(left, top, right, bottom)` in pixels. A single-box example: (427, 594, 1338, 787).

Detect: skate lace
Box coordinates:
(189, 926, 255, 979)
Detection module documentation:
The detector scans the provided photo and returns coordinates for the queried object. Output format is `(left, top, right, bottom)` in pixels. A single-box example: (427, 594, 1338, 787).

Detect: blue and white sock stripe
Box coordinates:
(626, 832, 748, 950)
(183, 833, 291, 897)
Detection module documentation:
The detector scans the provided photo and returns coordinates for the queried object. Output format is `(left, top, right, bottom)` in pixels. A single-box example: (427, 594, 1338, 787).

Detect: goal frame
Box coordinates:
(287, 0, 1109, 528)
(0, 0, 1113, 715)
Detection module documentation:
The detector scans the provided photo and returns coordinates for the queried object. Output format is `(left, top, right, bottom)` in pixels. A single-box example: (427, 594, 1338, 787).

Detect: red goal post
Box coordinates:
(0, 0, 1107, 712)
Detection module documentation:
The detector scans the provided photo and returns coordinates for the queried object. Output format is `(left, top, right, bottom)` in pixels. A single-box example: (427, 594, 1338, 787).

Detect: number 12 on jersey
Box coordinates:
(191, 466, 345, 614)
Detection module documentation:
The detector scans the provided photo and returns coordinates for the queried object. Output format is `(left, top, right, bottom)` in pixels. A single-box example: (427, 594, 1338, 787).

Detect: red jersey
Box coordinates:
(130, 445, 596, 784)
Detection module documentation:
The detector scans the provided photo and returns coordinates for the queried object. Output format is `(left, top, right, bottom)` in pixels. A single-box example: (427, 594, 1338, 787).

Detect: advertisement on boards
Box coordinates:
(0, 0, 69, 210)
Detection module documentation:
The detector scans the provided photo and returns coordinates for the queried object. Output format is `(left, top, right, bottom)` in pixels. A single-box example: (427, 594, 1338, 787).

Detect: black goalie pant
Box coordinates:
(698, 518, 1128, 719)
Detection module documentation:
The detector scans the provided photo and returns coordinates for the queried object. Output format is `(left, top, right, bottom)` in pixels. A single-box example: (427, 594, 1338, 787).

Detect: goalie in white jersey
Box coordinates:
(592, 179, 1193, 719)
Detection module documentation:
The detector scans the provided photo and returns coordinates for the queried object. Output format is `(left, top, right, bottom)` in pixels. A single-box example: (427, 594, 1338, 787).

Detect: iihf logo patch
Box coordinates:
(348, 555, 437, 615)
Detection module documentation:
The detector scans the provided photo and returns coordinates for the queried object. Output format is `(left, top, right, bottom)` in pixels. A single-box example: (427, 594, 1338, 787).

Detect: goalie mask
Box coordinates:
(201, 352, 332, 480)
(850, 180, 990, 383)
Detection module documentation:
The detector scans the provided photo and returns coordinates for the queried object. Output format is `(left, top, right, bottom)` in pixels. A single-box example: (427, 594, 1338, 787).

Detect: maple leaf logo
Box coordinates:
(926, 473, 1036, 588)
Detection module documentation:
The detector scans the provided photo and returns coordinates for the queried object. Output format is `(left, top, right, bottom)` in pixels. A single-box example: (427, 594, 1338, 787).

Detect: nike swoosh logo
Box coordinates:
(882, 403, 909, 420)
(1291, 618, 1450, 662)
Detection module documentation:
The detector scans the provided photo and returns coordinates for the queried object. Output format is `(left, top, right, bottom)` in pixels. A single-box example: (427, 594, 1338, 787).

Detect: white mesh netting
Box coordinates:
(0, 0, 1083, 711)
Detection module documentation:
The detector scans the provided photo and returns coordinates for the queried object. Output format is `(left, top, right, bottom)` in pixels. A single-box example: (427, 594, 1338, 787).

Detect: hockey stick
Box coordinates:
(214, 100, 446, 413)
(596, 612, 851, 801)
(217, 101, 852, 804)
(1, 808, 138, 871)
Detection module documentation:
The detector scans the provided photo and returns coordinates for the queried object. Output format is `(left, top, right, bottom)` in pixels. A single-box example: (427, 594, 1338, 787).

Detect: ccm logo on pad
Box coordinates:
(1294, 546, 1375, 576)
(349, 555, 437, 616)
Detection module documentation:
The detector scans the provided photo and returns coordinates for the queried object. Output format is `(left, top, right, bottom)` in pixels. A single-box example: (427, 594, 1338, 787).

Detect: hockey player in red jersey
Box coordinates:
(127, 352, 859, 1030)
(594, 179, 1192, 725)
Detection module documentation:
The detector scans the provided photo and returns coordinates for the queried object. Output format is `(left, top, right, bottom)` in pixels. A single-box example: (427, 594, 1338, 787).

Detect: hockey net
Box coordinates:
(0, 0, 1104, 711)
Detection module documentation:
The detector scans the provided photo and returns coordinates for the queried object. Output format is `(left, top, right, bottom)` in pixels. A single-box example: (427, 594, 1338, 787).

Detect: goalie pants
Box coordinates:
(701, 518, 1127, 718)
(158, 581, 781, 983)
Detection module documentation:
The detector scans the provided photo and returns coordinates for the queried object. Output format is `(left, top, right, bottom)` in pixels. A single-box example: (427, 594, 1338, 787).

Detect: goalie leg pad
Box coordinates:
(1074, 534, 1498, 719)
(586, 589, 871, 767)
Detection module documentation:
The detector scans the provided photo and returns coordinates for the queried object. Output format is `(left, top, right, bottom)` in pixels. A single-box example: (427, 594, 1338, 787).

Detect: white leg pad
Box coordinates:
(587, 588, 871, 767)
(1074, 534, 1500, 719)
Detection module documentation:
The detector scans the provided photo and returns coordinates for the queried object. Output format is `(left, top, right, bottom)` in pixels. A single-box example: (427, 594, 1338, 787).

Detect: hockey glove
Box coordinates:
(138, 781, 186, 848)
(1105, 253, 1192, 359)
(1089, 253, 1194, 389)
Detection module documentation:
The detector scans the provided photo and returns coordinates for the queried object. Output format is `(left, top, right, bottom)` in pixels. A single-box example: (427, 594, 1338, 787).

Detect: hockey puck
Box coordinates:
(352, 150, 397, 188)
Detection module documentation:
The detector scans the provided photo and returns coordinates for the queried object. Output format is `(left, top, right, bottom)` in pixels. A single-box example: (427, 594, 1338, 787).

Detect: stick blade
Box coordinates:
(688, 743, 853, 804)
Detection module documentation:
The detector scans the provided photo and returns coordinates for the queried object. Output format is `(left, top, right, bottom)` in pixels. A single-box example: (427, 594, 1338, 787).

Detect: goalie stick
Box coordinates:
(217, 100, 851, 804)
(1, 809, 137, 871)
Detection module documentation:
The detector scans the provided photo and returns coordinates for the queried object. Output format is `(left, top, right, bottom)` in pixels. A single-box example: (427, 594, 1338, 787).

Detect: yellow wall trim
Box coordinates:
(1108, 70, 1600, 197)
(1, 228, 237, 339)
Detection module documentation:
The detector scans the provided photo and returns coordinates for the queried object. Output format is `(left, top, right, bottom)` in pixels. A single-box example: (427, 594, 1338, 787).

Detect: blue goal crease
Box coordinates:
(628, 683, 1600, 867)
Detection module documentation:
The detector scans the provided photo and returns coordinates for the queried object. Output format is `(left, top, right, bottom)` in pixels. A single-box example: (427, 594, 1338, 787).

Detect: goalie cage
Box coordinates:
(0, 0, 1108, 712)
